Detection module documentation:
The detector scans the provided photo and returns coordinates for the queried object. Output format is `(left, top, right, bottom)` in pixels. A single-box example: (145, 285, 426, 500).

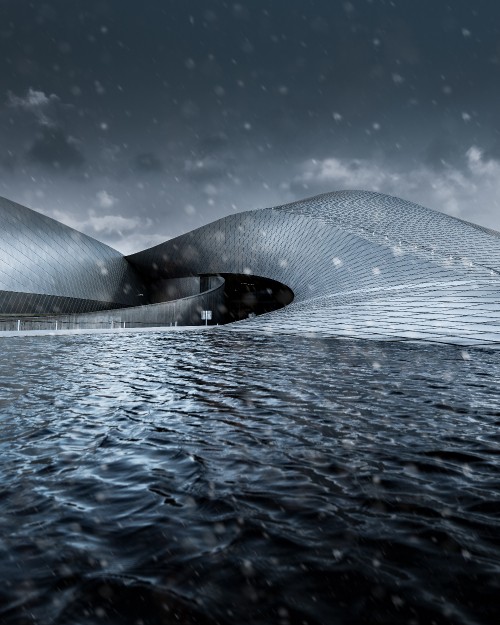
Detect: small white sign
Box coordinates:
(201, 310, 212, 320)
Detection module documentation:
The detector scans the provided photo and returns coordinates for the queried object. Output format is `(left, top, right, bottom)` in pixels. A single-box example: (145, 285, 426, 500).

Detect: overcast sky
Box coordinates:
(1, 0, 500, 253)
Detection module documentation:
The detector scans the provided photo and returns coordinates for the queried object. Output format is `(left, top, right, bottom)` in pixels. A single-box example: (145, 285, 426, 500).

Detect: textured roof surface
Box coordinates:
(2, 190, 500, 344)
(129, 191, 500, 345)
(0, 196, 144, 313)
(274, 190, 500, 274)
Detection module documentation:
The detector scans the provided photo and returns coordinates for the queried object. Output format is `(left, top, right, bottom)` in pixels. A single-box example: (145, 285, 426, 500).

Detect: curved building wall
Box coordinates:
(4, 276, 226, 330)
(128, 191, 500, 345)
(2, 190, 500, 345)
(128, 192, 500, 301)
(0, 196, 145, 314)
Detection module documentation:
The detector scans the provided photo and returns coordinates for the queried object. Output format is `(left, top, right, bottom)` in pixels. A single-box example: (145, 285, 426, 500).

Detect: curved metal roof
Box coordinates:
(128, 190, 500, 344)
(2, 190, 500, 344)
(0, 196, 144, 313)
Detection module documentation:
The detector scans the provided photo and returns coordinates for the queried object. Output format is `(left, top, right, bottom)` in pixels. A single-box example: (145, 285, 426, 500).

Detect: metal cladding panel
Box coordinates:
(128, 191, 500, 345)
(12, 277, 226, 330)
(2, 190, 500, 344)
(0, 196, 144, 313)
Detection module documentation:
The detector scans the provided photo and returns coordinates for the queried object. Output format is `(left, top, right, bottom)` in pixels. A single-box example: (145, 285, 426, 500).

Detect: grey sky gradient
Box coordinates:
(1, 0, 500, 253)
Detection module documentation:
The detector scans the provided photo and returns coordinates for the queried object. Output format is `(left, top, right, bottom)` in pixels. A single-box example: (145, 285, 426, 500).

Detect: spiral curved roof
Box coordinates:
(2, 190, 500, 345)
(129, 190, 500, 345)
(0, 196, 144, 314)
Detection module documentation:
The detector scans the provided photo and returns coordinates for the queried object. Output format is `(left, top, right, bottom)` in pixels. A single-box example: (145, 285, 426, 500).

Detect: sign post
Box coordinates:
(201, 310, 212, 326)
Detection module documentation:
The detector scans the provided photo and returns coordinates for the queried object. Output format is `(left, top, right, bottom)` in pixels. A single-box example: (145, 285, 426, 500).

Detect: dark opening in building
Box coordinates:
(201, 273, 293, 323)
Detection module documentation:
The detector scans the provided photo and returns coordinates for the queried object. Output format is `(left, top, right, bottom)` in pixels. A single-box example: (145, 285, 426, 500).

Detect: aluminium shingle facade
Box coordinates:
(2, 191, 500, 345)
(0, 196, 144, 314)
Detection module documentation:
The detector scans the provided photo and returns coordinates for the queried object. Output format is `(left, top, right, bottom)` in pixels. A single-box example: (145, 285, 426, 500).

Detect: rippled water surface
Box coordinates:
(1, 330, 500, 624)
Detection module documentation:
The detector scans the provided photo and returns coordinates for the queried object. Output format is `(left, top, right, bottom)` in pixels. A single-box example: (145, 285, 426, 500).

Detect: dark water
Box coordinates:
(0, 331, 499, 625)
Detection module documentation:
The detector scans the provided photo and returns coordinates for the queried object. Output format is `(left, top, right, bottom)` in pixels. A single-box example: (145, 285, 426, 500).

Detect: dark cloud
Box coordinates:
(422, 133, 462, 170)
(183, 157, 229, 183)
(27, 127, 85, 170)
(481, 138, 500, 162)
(197, 133, 230, 156)
(133, 152, 164, 173)
(7, 87, 60, 127)
(0, 151, 17, 171)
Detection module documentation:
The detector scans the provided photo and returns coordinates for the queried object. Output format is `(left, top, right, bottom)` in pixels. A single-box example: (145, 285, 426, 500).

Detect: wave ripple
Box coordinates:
(0, 332, 499, 624)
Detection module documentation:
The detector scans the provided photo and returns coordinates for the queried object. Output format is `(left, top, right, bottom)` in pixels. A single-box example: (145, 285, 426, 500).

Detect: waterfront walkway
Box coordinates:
(0, 325, 215, 338)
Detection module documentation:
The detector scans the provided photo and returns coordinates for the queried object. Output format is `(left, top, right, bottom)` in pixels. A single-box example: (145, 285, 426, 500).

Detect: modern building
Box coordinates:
(1, 191, 500, 345)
